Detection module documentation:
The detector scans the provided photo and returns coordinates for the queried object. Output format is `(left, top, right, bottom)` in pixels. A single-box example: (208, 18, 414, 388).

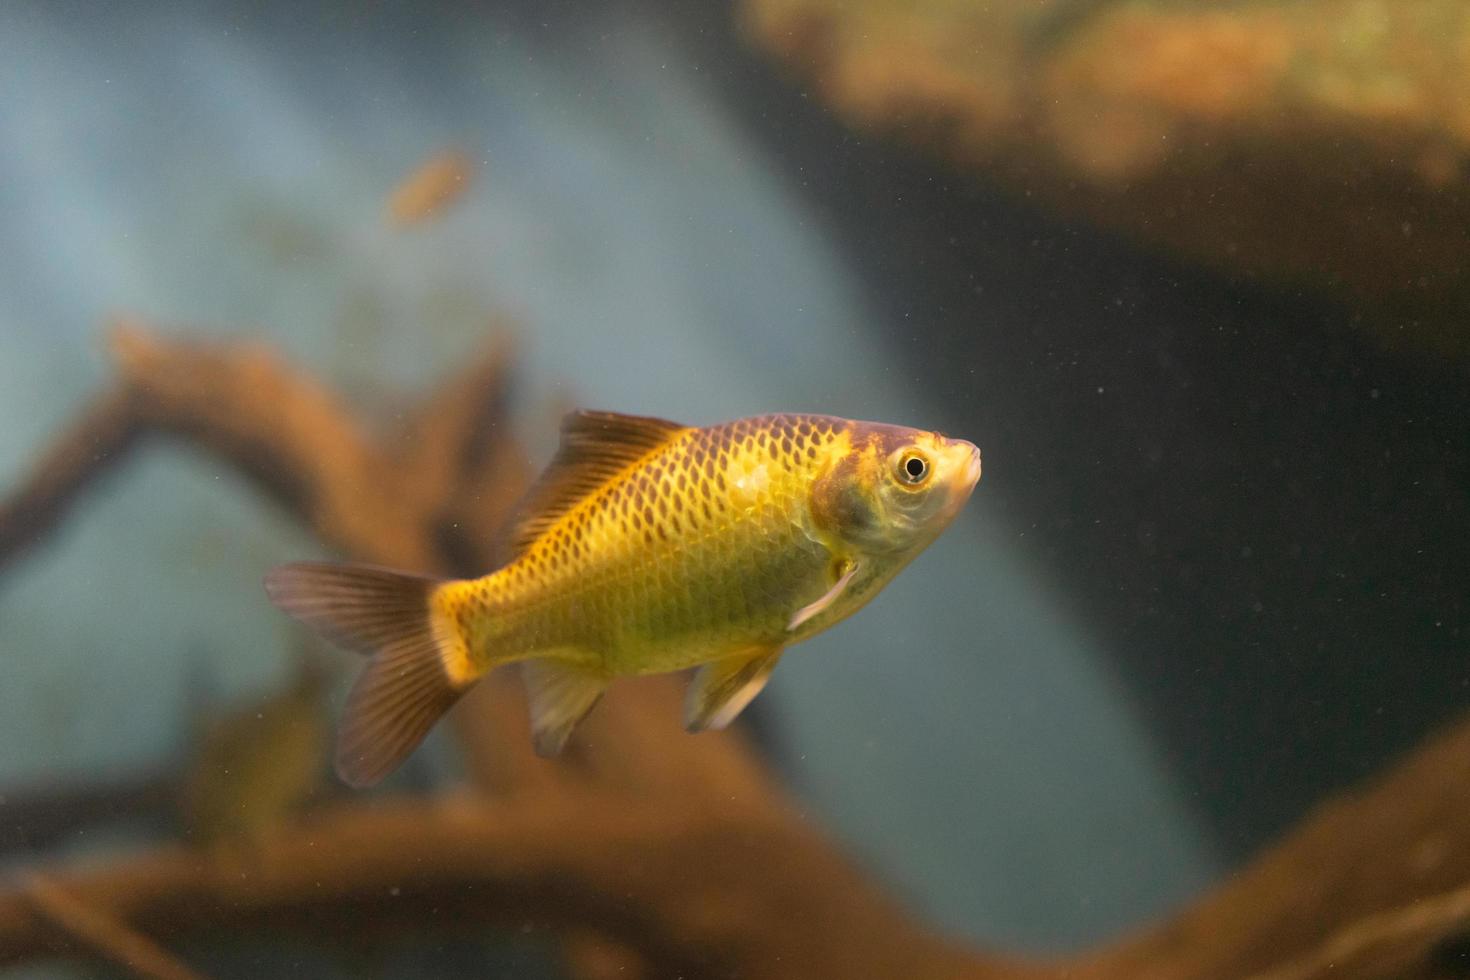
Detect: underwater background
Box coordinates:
(1, 1, 1466, 978)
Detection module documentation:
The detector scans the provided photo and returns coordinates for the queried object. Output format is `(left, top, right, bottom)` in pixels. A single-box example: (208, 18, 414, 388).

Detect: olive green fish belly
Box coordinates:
(475, 514, 831, 676)
(599, 530, 831, 674)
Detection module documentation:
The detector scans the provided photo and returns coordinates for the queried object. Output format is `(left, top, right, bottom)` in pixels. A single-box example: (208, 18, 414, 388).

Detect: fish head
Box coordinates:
(812, 421, 981, 555)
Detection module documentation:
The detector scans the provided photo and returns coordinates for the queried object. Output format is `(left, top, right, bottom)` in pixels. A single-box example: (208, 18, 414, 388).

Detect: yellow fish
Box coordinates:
(266, 411, 981, 786)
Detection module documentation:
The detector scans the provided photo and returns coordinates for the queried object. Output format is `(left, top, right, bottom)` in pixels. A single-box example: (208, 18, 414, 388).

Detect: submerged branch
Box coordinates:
(108, 320, 437, 570)
(5, 321, 1470, 978)
(23, 874, 208, 980)
(1078, 712, 1470, 980)
(0, 797, 995, 980)
(0, 386, 140, 577)
(1246, 884, 1470, 980)
(0, 771, 176, 854)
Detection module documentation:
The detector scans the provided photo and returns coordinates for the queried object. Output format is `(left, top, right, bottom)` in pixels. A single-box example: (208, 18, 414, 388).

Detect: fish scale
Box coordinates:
(448, 414, 844, 676)
(266, 409, 980, 786)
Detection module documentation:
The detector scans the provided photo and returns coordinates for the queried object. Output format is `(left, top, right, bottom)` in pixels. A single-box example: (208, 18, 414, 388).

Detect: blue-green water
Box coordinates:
(3, 2, 1465, 978)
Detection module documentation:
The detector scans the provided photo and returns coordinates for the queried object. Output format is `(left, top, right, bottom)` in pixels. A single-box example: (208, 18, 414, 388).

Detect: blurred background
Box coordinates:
(0, 0, 1466, 976)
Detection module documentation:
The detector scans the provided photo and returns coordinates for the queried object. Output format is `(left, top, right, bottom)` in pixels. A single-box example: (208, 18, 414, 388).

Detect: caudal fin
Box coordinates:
(263, 561, 472, 787)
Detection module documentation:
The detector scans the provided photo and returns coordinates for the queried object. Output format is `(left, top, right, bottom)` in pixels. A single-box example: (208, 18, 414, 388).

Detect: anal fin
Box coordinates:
(685, 646, 783, 733)
(521, 660, 608, 757)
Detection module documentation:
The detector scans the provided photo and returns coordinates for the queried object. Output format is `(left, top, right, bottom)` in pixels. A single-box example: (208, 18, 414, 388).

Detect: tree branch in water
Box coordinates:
(4, 321, 1470, 979)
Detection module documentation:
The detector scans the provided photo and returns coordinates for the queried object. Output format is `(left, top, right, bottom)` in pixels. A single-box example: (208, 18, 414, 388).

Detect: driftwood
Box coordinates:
(0, 772, 176, 854)
(22, 874, 205, 980)
(2, 321, 1470, 978)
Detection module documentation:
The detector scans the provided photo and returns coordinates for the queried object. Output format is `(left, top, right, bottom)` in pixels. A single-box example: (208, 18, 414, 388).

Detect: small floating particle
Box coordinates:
(387, 149, 475, 227)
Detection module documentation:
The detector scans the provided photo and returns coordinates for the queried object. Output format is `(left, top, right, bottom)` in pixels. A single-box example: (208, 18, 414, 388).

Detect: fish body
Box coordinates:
(267, 411, 980, 786)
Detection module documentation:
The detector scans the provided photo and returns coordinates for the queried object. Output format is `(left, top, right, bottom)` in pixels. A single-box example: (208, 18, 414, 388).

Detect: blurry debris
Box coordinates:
(0, 773, 174, 854)
(23, 873, 208, 980)
(561, 929, 649, 980)
(386, 149, 475, 227)
(740, 0, 1470, 355)
(237, 199, 333, 266)
(179, 649, 332, 846)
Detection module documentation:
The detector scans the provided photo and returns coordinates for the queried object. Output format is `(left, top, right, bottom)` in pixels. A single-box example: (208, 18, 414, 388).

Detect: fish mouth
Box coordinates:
(936, 438, 981, 517)
(945, 439, 980, 492)
(958, 440, 981, 488)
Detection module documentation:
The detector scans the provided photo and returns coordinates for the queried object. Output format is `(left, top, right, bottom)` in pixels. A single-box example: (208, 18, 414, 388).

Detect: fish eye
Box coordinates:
(899, 452, 930, 485)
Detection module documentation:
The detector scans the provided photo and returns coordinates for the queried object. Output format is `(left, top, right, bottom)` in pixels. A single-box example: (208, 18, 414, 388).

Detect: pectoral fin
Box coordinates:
(685, 646, 783, 733)
(521, 660, 608, 757)
(787, 558, 860, 631)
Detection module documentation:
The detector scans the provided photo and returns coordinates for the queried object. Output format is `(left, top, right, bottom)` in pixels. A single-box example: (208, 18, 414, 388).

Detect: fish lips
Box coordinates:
(957, 440, 982, 490)
(937, 438, 982, 519)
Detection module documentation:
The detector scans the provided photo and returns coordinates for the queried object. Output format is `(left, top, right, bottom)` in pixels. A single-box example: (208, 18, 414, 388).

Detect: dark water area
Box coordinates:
(659, 0, 1470, 857)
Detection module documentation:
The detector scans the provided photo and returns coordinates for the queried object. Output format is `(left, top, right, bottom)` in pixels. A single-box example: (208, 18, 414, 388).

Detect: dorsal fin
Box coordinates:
(501, 410, 689, 561)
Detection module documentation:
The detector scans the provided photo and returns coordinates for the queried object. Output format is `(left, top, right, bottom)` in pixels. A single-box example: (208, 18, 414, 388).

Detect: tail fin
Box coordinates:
(263, 561, 473, 788)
